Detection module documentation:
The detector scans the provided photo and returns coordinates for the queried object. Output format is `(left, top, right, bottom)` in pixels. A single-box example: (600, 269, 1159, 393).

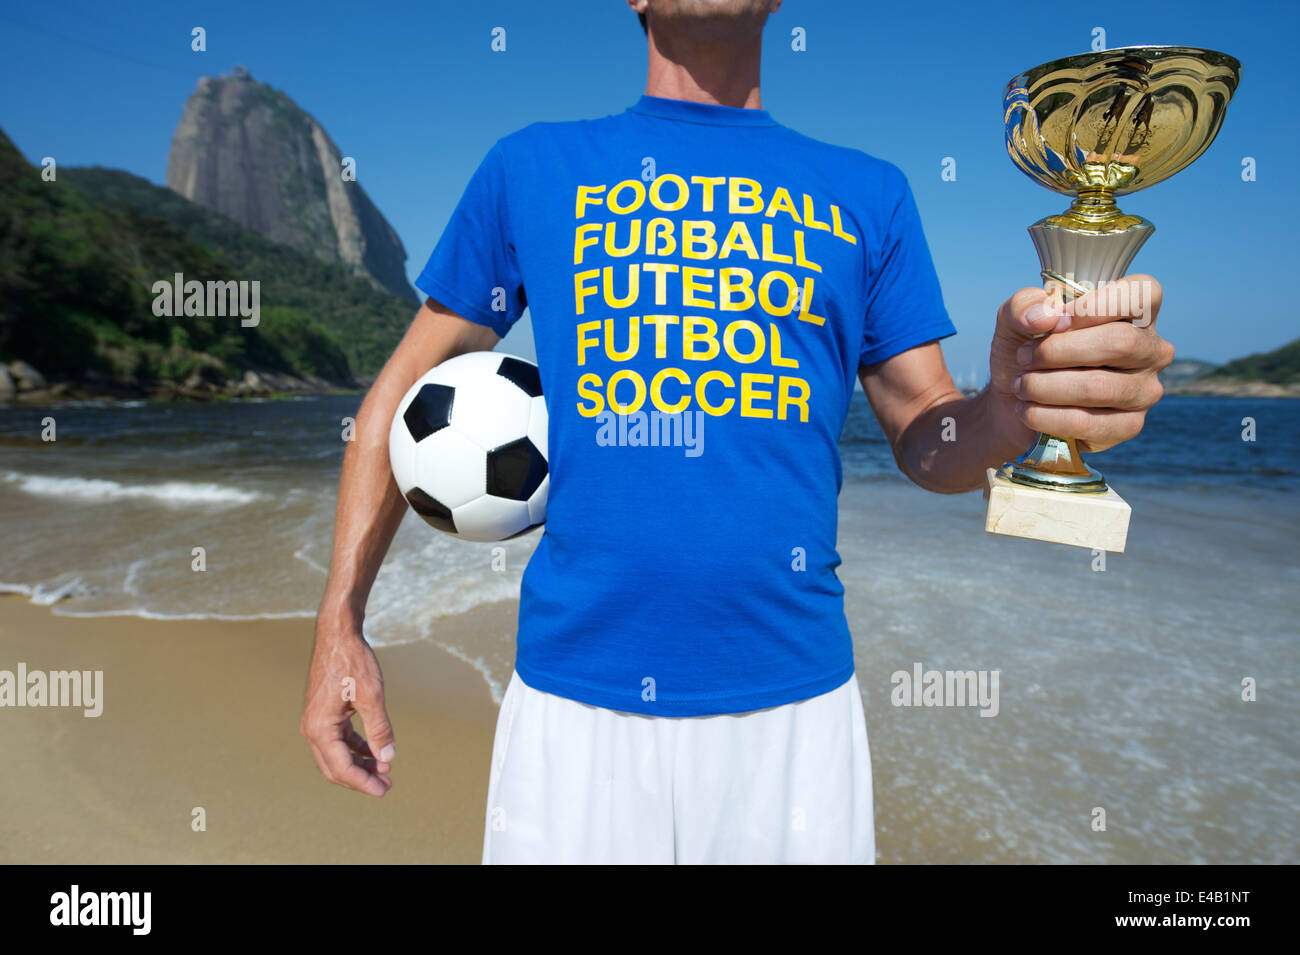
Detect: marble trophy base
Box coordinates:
(984, 468, 1131, 553)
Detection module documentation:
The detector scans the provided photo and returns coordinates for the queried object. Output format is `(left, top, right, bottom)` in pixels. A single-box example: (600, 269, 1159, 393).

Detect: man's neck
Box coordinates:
(643, 30, 764, 109)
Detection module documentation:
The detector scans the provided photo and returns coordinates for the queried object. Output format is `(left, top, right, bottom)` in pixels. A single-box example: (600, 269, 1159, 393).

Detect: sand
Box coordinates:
(0, 596, 515, 864)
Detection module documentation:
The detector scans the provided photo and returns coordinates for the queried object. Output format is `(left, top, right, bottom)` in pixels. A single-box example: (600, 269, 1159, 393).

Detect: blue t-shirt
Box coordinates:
(416, 94, 955, 716)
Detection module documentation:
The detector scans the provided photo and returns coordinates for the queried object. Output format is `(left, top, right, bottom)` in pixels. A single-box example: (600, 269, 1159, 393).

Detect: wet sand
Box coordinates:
(0, 596, 515, 864)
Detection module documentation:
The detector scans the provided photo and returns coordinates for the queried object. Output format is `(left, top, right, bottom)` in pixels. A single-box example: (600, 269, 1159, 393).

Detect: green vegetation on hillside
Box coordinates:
(1207, 338, 1300, 386)
(63, 164, 415, 376)
(0, 127, 413, 387)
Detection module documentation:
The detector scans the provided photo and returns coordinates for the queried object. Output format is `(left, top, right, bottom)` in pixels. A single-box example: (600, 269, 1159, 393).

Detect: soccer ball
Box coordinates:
(388, 352, 548, 541)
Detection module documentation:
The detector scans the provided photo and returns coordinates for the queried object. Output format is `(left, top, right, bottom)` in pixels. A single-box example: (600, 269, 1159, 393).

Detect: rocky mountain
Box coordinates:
(0, 125, 411, 403)
(167, 68, 417, 303)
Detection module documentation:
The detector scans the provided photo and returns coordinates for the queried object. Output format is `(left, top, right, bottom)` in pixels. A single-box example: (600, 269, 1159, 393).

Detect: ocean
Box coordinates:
(1, 391, 1296, 863)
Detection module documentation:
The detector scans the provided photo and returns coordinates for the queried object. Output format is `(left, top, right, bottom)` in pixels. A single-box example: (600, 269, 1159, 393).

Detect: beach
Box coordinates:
(0, 595, 509, 864)
(2, 392, 1298, 864)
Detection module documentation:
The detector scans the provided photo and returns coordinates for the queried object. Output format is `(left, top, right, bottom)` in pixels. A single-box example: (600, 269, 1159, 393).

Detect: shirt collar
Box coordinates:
(628, 94, 776, 127)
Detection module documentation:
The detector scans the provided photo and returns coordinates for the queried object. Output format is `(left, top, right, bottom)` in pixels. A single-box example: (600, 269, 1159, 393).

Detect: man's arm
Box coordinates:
(861, 275, 1173, 494)
(300, 297, 499, 797)
(860, 340, 1027, 494)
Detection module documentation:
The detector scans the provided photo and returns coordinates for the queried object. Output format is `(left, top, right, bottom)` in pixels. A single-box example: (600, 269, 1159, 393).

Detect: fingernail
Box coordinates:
(1025, 300, 1061, 327)
(379, 744, 395, 762)
(1010, 375, 1022, 395)
(1052, 314, 1072, 332)
(1017, 344, 1032, 366)
(1015, 400, 1026, 417)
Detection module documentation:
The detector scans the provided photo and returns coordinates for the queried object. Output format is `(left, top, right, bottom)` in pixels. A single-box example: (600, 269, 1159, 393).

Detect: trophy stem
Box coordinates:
(999, 433, 1107, 491)
(1047, 188, 1146, 234)
(998, 208, 1156, 495)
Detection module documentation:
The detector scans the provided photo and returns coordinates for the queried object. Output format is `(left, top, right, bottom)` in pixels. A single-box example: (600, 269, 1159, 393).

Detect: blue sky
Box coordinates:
(1, 0, 1295, 377)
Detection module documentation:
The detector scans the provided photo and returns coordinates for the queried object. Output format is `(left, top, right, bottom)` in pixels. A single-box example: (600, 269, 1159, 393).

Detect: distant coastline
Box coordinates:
(1167, 378, 1300, 399)
(5, 367, 1299, 405)
(1159, 349, 1300, 399)
(0, 362, 367, 404)
(1161, 339, 1300, 398)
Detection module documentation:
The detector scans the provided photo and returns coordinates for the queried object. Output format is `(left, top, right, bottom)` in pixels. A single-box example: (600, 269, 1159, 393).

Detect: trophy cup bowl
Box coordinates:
(1006, 46, 1241, 205)
(985, 46, 1241, 551)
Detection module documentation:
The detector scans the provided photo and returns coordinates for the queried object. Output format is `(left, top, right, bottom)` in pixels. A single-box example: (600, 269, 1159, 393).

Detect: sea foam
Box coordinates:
(2, 471, 261, 506)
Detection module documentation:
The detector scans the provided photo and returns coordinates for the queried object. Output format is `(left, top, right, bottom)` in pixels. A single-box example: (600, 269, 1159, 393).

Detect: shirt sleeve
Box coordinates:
(858, 171, 956, 367)
(415, 140, 526, 338)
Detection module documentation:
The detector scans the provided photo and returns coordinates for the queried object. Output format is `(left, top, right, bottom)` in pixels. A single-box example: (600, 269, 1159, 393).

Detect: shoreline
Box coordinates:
(1, 375, 370, 405)
(1166, 379, 1300, 398)
(0, 595, 514, 863)
(6, 380, 1298, 405)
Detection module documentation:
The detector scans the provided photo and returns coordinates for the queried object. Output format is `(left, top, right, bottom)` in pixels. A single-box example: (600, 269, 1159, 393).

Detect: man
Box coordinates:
(300, 0, 1172, 864)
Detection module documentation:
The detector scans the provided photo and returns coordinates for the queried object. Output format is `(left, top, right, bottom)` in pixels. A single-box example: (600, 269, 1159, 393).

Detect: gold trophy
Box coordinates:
(985, 45, 1241, 552)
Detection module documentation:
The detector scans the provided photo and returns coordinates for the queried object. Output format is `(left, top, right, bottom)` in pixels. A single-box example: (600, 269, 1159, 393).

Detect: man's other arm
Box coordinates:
(300, 298, 499, 797)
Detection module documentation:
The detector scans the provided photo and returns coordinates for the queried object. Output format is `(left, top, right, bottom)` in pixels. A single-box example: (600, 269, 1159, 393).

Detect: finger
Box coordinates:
(354, 688, 397, 770)
(349, 753, 393, 791)
(318, 736, 389, 797)
(1018, 322, 1165, 371)
(997, 285, 1064, 340)
(304, 718, 389, 796)
(1061, 273, 1163, 331)
(344, 722, 394, 777)
(1015, 402, 1148, 453)
(342, 723, 375, 759)
(1013, 368, 1163, 411)
(306, 741, 337, 786)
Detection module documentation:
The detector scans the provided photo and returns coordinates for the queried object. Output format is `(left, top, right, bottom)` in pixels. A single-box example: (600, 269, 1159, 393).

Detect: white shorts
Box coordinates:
(481, 670, 875, 864)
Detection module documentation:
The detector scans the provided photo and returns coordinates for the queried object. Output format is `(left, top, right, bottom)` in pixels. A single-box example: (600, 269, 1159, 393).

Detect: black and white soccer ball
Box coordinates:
(388, 352, 547, 541)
